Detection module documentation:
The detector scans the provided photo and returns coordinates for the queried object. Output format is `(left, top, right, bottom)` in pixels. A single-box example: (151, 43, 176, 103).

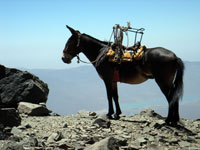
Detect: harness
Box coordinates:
(107, 44, 146, 63)
(107, 22, 145, 64)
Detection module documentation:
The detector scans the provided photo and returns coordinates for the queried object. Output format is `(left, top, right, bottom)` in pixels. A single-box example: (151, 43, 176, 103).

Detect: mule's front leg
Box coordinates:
(112, 82, 122, 120)
(104, 81, 114, 119)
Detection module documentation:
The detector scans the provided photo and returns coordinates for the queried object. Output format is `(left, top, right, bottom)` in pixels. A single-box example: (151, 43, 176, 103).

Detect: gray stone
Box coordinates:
(129, 142, 141, 150)
(78, 110, 90, 117)
(89, 111, 97, 117)
(78, 110, 97, 118)
(143, 126, 151, 133)
(18, 102, 51, 116)
(47, 132, 63, 143)
(115, 137, 127, 146)
(140, 109, 163, 119)
(20, 136, 39, 147)
(85, 137, 119, 150)
(151, 119, 165, 129)
(168, 137, 178, 144)
(11, 126, 26, 139)
(93, 116, 111, 128)
(18, 123, 32, 130)
(137, 137, 147, 145)
(178, 141, 191, 147)
(0, 141, 24, 150)
(56, 139, 71, 149)
(146, 144, 159, 150)
(63, 123, 68, 128)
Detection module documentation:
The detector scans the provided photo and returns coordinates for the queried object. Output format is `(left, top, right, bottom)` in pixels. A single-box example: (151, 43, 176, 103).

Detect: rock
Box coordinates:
(128, 143, 141, 150)
(11, 126, 25, 138)
(18, 102, 51, 116)
(137, 137, 147, 145)
(57, 142, 70, 149)
(0, 65, 49, 108)
(178, 141, 191, 147)
(78, 110, 97, 118)
(146, 144, 161, 150)
(140, 109, 163, 119)
(0, 108, 21, 127)
(93, 116, 111, 128)
(89, 111, 97, 117)
(56, 139, 71, 149)
(168, 137, 179, 144)
(52, 112, 60, 116)
(20, 136, 39, 147)
(115, 137, 128, 146)
(63, 123, 68, 128)
(78, 110, 90, 118)
(47, 132, 63, 143)
(24, 123, 32, 129)
(85, 137, 119, 150)
(0, 64, 6, 80)
(85, 137, 96, 144)
(0, 130, 9, 140)
(0, 141, 24, 150)
(130, 137, 147, 149)
(150, 119, 165, 129)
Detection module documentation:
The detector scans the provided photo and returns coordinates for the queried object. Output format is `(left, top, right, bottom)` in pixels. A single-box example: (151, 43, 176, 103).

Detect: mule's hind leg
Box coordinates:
(166, 85, 180, 125)
(155, 78, 179, 126)
(166, 100, 179, 126)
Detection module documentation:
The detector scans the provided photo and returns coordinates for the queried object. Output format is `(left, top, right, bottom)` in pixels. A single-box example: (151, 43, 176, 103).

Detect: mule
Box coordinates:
(62, 26, 184, 126)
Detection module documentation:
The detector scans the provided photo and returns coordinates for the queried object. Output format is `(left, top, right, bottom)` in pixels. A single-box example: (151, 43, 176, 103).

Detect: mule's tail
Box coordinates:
(170, 57, 185, 106)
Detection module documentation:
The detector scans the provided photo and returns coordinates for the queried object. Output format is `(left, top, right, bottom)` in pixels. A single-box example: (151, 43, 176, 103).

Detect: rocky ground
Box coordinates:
(1, 109, 200, 150)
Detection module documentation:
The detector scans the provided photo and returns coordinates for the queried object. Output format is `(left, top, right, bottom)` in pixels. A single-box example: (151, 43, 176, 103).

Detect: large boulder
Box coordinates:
(0, 65, 49, 108)
(0, 108, 21, 127)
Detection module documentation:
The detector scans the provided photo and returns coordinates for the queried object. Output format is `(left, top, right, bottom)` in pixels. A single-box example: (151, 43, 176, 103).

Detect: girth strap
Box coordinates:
(114, 69, 120, 82)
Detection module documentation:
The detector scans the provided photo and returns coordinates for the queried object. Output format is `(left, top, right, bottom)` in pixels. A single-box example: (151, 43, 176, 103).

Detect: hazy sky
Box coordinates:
(1, 0, 200, 69)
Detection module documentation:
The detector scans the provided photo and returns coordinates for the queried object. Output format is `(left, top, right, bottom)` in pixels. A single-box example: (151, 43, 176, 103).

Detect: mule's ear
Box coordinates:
(66, 25, 79, 35)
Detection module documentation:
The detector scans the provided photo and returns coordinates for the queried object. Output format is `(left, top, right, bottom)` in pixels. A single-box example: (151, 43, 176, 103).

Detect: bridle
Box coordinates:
(71, 34, 98, 64)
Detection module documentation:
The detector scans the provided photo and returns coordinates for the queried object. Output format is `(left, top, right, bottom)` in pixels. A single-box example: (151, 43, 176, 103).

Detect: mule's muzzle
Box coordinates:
(62, 54, 72, 64)
(62, 57, 71, 64)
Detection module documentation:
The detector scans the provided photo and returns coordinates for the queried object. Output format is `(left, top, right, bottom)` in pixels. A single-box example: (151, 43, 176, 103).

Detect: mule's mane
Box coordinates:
(80, 33, 109, 67)
(82, 33, 110, 46)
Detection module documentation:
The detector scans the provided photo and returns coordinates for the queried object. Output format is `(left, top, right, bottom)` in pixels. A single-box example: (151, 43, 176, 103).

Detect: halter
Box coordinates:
(75, 34, 98, 64)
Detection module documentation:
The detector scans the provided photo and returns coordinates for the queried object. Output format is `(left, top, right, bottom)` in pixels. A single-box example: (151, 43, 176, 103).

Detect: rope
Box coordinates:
(76, 55, 98, 64)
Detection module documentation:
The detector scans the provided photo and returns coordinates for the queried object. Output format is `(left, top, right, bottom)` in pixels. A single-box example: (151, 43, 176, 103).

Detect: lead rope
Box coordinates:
(76, 55, 97, 64)
(76, 34, 98, 64)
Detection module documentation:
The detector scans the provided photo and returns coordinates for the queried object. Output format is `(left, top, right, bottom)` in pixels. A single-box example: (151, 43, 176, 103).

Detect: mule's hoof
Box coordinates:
(165, 119, 178, 127)
(114, 114, 120, 120)
(106, 114, 113, 119)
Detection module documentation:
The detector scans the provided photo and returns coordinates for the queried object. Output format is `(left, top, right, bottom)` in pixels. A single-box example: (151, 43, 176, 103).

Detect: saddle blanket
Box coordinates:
(107, 46, 146, 62)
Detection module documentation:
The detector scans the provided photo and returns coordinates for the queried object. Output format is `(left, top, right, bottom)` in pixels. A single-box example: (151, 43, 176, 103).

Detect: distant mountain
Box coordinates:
(27, 61, 200, 119)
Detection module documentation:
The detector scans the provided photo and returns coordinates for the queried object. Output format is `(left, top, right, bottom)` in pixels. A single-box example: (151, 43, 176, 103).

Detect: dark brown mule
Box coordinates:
(62, 26, 184, 126)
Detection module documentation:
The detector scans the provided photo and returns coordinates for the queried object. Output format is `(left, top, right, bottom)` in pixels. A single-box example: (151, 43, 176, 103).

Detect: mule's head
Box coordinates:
(62, 26, 81, 64)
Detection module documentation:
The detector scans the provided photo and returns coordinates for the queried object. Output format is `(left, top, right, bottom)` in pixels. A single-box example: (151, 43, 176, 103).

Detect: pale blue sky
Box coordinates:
(0, 0, 200, 69)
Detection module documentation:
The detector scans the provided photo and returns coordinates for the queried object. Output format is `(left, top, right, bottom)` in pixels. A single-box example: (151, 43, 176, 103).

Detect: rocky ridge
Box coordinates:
(0, 64, 49, 108)
(1, 109, 200, 150)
